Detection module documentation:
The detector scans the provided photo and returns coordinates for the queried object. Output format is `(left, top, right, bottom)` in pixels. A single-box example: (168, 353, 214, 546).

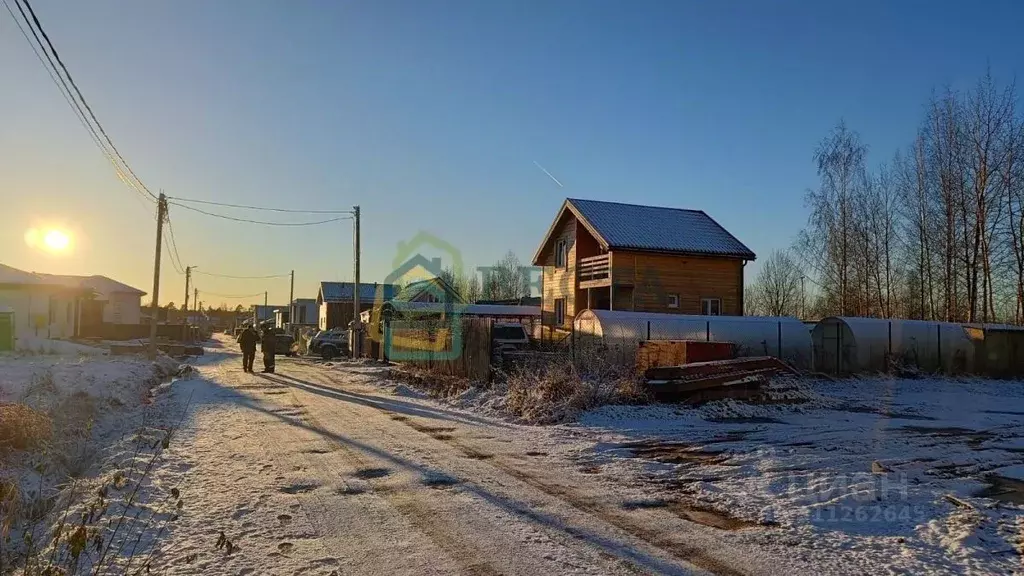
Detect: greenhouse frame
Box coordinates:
(572, 309, 813, 370)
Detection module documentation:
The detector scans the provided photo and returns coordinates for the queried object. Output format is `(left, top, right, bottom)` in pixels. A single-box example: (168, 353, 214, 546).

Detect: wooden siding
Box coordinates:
(540, 213, 576, 328)
(610, 251, 744, 315)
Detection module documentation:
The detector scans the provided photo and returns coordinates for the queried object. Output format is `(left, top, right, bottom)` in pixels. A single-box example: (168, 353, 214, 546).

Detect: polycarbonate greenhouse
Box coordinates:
(810, 317, 975, 375)
(572, 309, 813, 370)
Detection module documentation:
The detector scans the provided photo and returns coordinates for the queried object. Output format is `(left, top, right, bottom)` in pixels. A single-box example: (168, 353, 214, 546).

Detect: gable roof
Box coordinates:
(318, 282, 398, 303)
(532, 198, 756, 264)
(36, 274, 146, 298)
(399, 276, 465, 303)
(0, 263, 48, 285)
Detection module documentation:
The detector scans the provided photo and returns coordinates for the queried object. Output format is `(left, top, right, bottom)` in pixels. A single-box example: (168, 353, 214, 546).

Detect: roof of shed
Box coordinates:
(532, 198, 756, 264)
(318, 282, 398, 303)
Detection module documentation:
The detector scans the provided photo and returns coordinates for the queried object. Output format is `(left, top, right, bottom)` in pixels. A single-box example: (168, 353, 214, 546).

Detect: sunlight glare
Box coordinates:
(25, 227, 73, 254)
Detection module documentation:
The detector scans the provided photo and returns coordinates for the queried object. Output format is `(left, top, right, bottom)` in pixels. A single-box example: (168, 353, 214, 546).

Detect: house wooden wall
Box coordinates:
(540, 214, 578, 328)
(610, 251, 744, 315)
(320, 302, 376, 330)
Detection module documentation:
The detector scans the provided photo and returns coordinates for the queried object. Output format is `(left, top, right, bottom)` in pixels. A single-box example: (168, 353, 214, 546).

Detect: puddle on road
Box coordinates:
(705, 416, 786, 425)
(622, 441, 734, 466)
(900, 426, 995, 448)
(620, 498, 760, 530)
(975, 475, 1024, 504)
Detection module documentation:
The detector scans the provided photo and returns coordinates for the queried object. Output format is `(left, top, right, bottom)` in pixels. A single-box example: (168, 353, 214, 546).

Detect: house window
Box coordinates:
(701, 297, 722, 316)
(667, 294, 679, 309)
(555, 240, 568, 268)
(554, 298, 566, 326)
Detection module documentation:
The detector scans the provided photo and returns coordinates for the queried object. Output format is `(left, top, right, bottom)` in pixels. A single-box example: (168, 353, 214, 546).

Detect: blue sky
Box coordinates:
(2, 0, 1021, 307)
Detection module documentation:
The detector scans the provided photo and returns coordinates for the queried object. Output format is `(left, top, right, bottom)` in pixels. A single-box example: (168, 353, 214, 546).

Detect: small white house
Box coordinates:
(37, 273, 147, 325)
(0, 264, 88, 339)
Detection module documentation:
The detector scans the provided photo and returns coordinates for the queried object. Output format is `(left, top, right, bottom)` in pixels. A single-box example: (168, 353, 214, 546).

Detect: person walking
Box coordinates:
(260, 326, 277, 374)
(237, 325, 258, 373)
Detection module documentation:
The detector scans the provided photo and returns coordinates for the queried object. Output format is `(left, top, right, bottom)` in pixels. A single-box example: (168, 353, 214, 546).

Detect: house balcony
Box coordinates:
(578, 254, 610, 288)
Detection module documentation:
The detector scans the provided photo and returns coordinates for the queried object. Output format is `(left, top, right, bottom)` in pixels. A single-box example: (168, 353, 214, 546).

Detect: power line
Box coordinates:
(193, 270, 290, 280)
(168, 201, 352, 226)
(168, 196, 353, 215)
(164, 214, 186, 275)
(16, 0, 157, 201)
(194, 289, 267, 300)
(2, 0, 155, 208)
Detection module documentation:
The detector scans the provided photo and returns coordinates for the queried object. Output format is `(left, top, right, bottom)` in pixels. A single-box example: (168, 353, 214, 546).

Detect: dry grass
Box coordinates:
(498, 347, 648, 424)
(0, 403, 53, 454)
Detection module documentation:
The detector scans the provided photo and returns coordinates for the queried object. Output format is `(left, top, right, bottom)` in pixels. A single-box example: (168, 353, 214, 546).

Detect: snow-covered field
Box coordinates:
(0, 341, 184, 573)
(558, 376, 1024, 575)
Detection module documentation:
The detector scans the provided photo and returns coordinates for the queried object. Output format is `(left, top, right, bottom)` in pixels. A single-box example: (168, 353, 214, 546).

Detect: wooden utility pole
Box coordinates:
(289, 270, 295, 327)
(148, 192, 168, 360)
(352, 205, 361, 358)
(184, 266, 191, 312)
(194, 288, 198, 320)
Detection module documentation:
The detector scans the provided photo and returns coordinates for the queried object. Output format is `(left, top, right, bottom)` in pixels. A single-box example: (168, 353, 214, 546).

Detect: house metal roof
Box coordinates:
(532, 198, 756, 263)
(319, 282, 398, 303)
(568, 198, 756, 259)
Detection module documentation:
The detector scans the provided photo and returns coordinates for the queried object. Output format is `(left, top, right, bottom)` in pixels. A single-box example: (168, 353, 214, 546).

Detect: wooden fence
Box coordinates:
(383, 318, 493, 382)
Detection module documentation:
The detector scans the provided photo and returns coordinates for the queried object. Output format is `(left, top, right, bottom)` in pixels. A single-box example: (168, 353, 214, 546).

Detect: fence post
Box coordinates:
(647, 320, 651, 340)
(777, 321, 782, 359)
(570, 321, 575, 368)
(888, 320, 892, 373)
(706, 320, 710, 342)
(937, 323, 942, 374)
(836, 322, 842, 375)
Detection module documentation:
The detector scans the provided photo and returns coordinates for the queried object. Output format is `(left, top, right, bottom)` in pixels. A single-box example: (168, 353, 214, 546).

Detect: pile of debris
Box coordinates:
(644, 356, 800, 404)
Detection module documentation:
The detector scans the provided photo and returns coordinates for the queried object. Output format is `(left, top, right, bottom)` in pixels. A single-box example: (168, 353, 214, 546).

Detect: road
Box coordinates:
(146, 335, 782, 576)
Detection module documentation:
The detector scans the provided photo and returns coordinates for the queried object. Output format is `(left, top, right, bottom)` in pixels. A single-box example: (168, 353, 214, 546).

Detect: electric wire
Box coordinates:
(16, 0, 157, 200)
(192, 270, 290, 280)
(168, 196, 353, 214)
(168, 201, 351, 226)
(194, 289, 267, 300)
(2, 0, 155, 208)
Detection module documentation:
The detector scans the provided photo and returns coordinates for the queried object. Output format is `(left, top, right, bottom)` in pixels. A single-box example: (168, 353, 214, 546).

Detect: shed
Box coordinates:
(963, 323, 1024, 379)
(572, 309, 813, 369)
(811, 317, 974, 375)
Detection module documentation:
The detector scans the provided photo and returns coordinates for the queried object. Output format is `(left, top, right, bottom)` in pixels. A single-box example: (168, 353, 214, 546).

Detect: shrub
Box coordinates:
(0, 403, 53, 453)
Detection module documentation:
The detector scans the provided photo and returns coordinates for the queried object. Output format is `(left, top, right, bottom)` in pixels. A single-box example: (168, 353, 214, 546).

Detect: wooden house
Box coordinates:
(317, 281, 398, 330)
(397, 276, 465, 304)
(531, 198, 756, 330)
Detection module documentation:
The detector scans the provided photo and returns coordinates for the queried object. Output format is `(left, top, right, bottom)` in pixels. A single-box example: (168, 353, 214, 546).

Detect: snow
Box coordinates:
(570, 376, 1024, 574)
(0, 343, 184, 571)
(10, 332, 1021, 574)
(12, 336, 109, 355)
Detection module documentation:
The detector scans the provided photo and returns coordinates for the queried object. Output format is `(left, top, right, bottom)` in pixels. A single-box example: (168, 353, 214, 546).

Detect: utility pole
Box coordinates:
(194, 288, 198, 320)
(352, 205, 361, 358)
(148, 193, 168, 360)
(289, 270, 295, 328)
(800, 275, 806, 320)
(264, 291, 268, 326)
(184, 266, 191, 313)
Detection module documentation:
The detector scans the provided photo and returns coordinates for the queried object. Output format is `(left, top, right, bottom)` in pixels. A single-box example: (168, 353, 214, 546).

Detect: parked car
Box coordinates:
(309, 328, 348, 360)
(273, 331, 297, 356)
(491, 322, 530, 353)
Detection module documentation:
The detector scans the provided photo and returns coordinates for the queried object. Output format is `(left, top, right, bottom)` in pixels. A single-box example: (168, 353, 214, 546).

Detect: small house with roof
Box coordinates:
(531, 198, 756, 330)
(317, 281, 398, 330)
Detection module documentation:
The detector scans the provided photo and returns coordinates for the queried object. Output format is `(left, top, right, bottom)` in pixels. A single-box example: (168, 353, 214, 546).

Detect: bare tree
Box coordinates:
(798, 121, 868, 316)
(748, 250, 804, 317)
(481, 251, 530, 301)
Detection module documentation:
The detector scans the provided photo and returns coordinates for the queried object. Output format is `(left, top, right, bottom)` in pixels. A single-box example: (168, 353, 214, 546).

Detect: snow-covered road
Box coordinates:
(146, 337, 794, 576)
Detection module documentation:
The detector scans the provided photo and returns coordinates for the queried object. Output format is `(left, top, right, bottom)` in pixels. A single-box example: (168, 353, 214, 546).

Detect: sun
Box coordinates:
(44, 229, 71, 252)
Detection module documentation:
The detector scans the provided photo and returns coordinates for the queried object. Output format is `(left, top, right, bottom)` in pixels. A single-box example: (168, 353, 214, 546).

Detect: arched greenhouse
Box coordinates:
(810, 317, 975, 375)
(572, 309, 814, 370)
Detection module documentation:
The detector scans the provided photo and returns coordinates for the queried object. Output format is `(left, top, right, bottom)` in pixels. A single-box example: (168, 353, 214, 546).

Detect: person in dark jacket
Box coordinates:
(237, 326, 258, 372)
(260, 327, 277, 373)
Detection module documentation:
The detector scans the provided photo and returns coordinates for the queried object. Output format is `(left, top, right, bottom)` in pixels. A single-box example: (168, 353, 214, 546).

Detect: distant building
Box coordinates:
(0, 263, 91, 339)
(316, 282, 398, 330)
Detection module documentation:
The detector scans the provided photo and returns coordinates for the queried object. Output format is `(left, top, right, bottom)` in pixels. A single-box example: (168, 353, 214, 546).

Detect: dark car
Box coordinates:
(309, 328, 348, 360)
(260, 324, 297, 356)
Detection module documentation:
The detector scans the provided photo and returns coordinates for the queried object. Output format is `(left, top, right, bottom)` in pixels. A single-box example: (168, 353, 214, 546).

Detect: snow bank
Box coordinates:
(13, 336, 107, 356)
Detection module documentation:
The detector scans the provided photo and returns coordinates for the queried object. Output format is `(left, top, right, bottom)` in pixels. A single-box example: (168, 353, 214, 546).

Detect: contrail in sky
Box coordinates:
(533, 161, 564, 188)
